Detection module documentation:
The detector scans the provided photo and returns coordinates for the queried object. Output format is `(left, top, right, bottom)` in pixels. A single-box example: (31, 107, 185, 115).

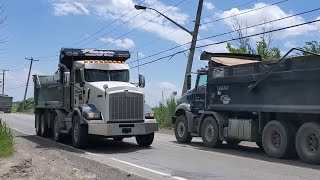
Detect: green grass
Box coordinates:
(153, 98, 178, 128)
(0, 119, 14, 158)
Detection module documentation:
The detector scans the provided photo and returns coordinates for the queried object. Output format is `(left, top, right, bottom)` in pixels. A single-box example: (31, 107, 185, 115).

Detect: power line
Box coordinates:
(197, 7, 320, 42)
(131, 0, 266, 55)
(95, 0, 188, 49)
(200, 0, 257, 20)
(35, 0, 150, 59)
(130, 19, 320, 69)
(73, 0, 146, 47)
(202, 0, 288, 25)
(79, 0, 160, 48)
(128, 7, 320, 65)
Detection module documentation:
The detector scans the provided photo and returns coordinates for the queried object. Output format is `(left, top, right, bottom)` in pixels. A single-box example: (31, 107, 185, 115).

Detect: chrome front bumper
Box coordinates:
(87, 119, 158, 137)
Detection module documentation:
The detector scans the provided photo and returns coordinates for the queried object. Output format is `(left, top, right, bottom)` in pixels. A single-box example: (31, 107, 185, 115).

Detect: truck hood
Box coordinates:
(87, 81, 142, 93)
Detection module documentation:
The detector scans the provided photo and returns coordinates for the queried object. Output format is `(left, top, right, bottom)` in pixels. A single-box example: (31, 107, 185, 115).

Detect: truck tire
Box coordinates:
(262, 120, 296, 159)
(35, 112, 41, 136)
(201, 116, 222, 148)
(40, 113, 50, 137)
(136, 133, 154, 147)
(72, 115, 88, 149)
(174, 115, 192, 143)
(295, 122, 320, 164)
(53, 112, 61, 142)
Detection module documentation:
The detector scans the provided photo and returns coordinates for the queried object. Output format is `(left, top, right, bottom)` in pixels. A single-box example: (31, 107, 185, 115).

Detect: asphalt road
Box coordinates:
(1, 113, 320, 180)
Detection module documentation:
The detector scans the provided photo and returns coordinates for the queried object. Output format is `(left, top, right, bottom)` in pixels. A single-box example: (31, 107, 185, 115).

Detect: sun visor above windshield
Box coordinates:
(60, 48, 131, 68)
(200, 51, 261, 66)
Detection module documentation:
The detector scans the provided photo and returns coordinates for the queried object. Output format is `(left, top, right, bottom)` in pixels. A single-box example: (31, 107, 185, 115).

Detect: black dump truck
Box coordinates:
(0, 94, 12, 113)
(172, 48, 320, 164)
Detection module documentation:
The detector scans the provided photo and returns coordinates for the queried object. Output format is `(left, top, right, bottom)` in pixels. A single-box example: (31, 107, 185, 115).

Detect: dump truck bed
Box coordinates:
(207, 55, 320, 114)
(33, 74, 64, 109)
(0, 95, 13, 113)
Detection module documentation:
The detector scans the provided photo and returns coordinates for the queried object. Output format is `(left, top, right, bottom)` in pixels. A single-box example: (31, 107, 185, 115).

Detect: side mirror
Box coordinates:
(80, 68, 85, 86)
(138, 74, 145, 88)
(187, 74, 191, 90)
(63, 72, 70, 87)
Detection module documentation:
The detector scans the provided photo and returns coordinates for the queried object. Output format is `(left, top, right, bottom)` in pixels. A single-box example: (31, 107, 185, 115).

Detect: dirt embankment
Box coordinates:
(0, 133, 146, 180)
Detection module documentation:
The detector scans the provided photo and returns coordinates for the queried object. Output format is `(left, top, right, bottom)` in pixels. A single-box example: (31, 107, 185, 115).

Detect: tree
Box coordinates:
(300, 41, 320, 55)
(226, 18, 281, 61)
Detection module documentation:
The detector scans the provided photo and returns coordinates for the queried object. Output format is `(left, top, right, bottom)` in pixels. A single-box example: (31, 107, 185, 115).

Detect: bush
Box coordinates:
(0, 119, 13, 158)
(13, 98, 34, 113)
(153, 98, 178, 128)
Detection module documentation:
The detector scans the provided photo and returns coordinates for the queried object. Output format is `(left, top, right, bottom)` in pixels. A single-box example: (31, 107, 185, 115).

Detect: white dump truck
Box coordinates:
(33, 48, 158, 148)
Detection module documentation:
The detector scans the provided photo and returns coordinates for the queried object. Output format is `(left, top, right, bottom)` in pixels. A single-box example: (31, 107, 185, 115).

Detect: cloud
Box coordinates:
(158, 81, 177, 90)
(100, 37, 135, 49)
(203, 1, 214, 10)
(284, 41, 297, 49)
(53, 2, 90, 16)
(218, 3, 319, 39)
(51, 0, 192, 48)
(144, 81, 181, 106)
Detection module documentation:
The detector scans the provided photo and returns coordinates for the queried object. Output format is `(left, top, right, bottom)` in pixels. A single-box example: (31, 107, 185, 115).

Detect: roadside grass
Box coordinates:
(0, 119, 14, 158)
(153, 98, 177, 128)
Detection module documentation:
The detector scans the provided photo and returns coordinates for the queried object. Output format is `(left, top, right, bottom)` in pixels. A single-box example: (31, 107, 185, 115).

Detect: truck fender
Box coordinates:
(72, 108, 86, 124)
(198, 111, 227, 141)
(172, 103, 192, 124)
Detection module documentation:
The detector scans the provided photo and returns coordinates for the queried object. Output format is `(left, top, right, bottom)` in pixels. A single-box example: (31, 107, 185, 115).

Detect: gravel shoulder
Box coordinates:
(0, 131, 147, 180)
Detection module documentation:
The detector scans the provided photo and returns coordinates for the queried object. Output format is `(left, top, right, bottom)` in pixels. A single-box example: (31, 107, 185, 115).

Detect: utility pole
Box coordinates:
(0, 69, 9, 95)
(23, 57, 39, 110)
(181, 0, 204, 95)
(137, 51, 140, 75)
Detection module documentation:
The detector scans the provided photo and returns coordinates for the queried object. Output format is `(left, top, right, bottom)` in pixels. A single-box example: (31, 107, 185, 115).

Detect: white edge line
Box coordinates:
(12, 128, 32, 136)
(11, 127, 188, 180)
(110, 158, 188, 180)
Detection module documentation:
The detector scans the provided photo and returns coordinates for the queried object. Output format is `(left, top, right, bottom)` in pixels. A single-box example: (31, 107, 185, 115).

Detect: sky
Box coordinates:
(1, 0, 320, 106)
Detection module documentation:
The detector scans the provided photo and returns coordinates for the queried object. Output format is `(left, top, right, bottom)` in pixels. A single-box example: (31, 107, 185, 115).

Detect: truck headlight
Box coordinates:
(80, 104, 102, 120)
(86, 112, 101, 120)
(145, 112, 154, 119)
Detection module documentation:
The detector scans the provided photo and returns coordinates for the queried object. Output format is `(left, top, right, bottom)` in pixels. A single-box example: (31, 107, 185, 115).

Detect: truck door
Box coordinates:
(74, 69, 84, 107)
(193, 73, 207, 112)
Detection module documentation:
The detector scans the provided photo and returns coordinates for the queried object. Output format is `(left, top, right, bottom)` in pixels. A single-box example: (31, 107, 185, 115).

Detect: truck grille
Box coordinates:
(109, 92, 144, 121)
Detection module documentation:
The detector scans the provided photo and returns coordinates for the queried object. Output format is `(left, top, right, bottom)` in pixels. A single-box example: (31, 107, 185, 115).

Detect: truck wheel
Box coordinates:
(295, 122, 320, 164)
(35, 112, 41, 136)
(174, 115, 192, 143)
(53, 112, 60, 142)
(40, 113, 49, 137)
(136, 133, 154, 147)
(262, 120, 296, 159)
(72, 115, 88, 149)
(201, 116, 221, 148)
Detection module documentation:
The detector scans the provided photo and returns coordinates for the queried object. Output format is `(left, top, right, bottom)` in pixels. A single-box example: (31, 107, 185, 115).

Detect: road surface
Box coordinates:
(1, 113, 320, 180)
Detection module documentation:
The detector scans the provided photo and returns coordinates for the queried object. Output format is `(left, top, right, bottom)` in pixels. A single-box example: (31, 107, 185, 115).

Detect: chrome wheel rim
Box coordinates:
(177, 121, 185, 137)
(73, 122, 79, 143)
(205, 124, 214, 142)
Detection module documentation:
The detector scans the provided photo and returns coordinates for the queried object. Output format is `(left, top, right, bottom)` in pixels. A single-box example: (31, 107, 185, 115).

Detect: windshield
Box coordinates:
(84, 69, 129, 82)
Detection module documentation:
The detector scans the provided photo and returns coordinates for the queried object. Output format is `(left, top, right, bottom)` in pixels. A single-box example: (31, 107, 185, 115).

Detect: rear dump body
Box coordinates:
(0, 95, 13, 113)
(173, 50, 320, 164)
(207, 55, 320, 114)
